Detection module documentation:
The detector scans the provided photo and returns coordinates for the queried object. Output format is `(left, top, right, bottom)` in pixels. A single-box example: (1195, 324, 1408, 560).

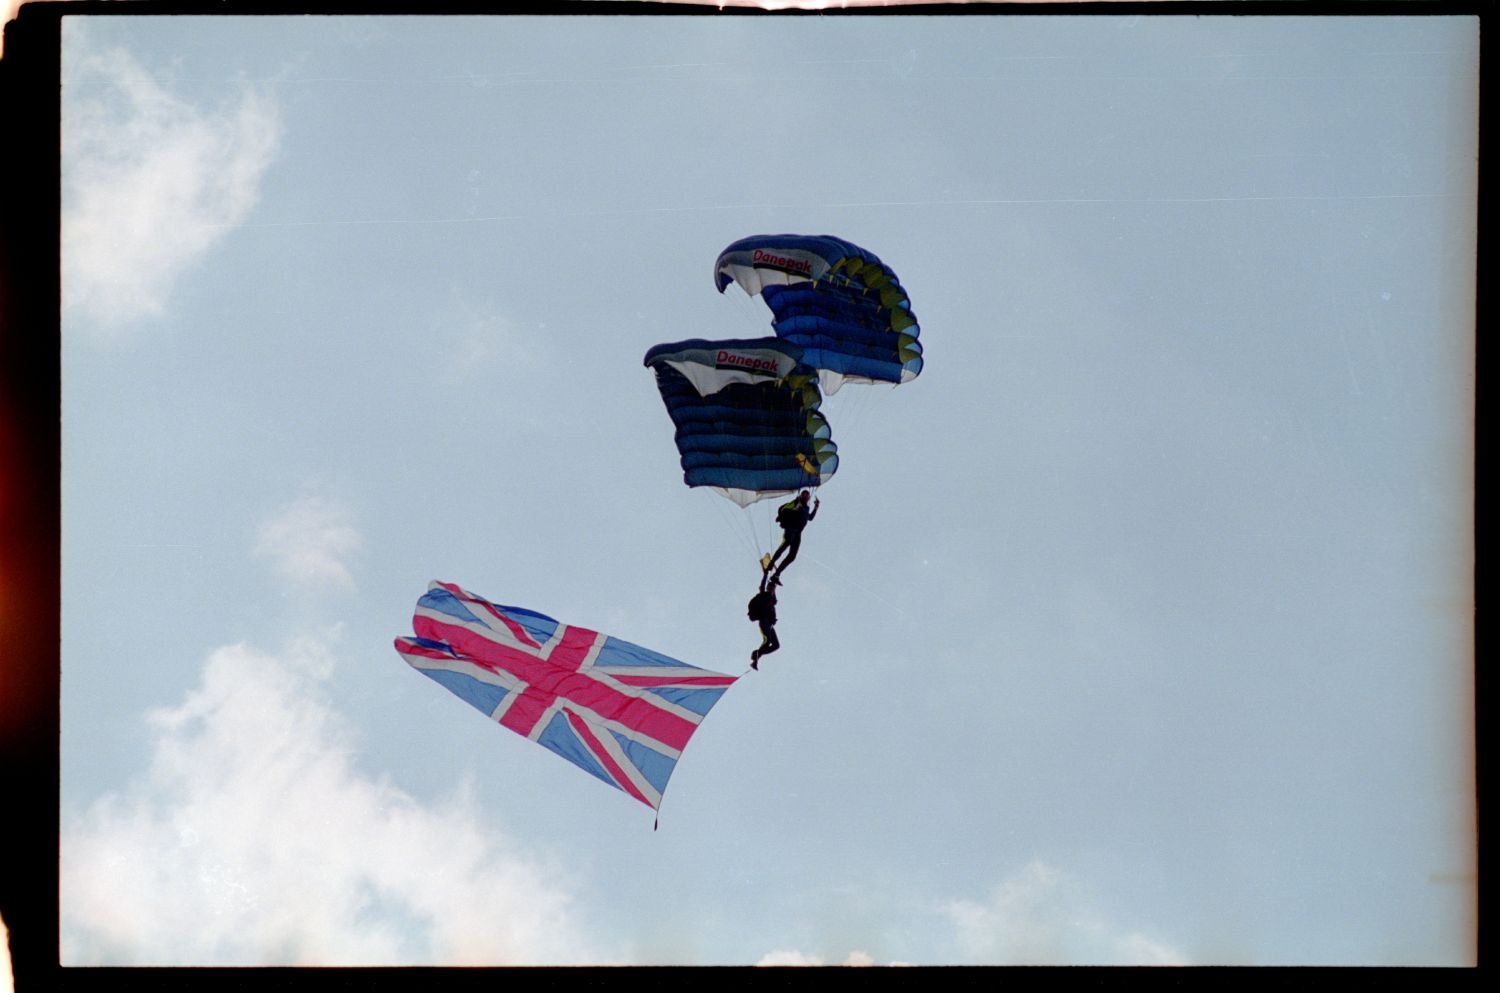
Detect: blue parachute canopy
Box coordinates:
(714, 234, 922, 393)
(644, 337, 838, 507)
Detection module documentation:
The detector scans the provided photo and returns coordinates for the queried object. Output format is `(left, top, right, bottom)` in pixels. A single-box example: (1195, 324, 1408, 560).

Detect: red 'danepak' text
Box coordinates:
(752, 249, 813, 276)
(715, 350, 780, 375)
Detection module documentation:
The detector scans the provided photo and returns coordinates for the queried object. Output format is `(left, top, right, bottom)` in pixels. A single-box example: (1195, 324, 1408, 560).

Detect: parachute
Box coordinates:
(643, 337, 838, 507)
(714, 234, 923, 394)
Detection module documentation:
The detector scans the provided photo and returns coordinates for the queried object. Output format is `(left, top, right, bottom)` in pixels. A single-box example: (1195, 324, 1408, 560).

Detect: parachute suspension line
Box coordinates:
(821, 376, 890, 463)
(757, 499, 776, 558)
(850, 377, 882, 437)
(730, 285, 769, 337)
(711, 493, 762, 559)
(762, 497, 778, 556)
(722, 289, 785, 564)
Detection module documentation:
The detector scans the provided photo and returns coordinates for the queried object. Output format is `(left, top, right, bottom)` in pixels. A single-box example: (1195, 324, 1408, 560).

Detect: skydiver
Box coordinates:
(763, 489, 819, 582)
(747, 574, 780, 670)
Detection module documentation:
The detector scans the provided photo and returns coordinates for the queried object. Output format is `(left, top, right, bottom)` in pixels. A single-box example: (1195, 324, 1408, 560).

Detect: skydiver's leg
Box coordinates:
(768, 534, 791, 569)
(771, 534, 801, 577)
(759, 622, 780, 657)
(752, 622, 778, 668)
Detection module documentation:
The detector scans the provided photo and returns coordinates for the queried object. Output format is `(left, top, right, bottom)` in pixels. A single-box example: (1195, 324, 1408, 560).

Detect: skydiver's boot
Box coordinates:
(750, 650, 760, 670)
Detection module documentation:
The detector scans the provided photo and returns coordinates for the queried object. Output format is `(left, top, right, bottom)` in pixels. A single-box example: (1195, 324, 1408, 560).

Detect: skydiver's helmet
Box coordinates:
(797, 490, 811, 504)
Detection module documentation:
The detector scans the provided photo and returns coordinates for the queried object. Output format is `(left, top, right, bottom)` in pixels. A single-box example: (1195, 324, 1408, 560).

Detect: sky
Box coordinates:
(51, 9, 1476, 968)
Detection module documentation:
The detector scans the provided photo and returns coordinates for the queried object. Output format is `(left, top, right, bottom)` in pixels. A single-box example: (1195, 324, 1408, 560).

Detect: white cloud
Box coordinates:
(427, 287, 537, 386)
(757, 950, 823, 966)
(62, 27, 280, 330)
(944, 860, 1188, 966)
(756, 950, 879, 967)
(254, 495, 364, 590)
(60, 632, 614, 965)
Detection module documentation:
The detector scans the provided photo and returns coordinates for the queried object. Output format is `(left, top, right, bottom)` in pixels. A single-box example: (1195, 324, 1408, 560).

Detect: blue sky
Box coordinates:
(54, 11, 1475, 966)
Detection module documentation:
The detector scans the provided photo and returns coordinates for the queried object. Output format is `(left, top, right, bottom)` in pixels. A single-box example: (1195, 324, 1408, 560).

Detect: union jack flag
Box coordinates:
(394, 581, 739, 813)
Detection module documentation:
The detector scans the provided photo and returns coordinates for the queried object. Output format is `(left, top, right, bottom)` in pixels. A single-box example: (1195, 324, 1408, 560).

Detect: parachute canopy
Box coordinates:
(644, 337, 838, 507)
(714, 234, 922, 393)
(394, 581, 738, 813)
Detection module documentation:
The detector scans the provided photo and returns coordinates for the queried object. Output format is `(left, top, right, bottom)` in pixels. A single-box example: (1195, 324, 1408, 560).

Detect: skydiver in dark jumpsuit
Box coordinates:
(764, 490, 818, 583)
(748, 574, 779, 670)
